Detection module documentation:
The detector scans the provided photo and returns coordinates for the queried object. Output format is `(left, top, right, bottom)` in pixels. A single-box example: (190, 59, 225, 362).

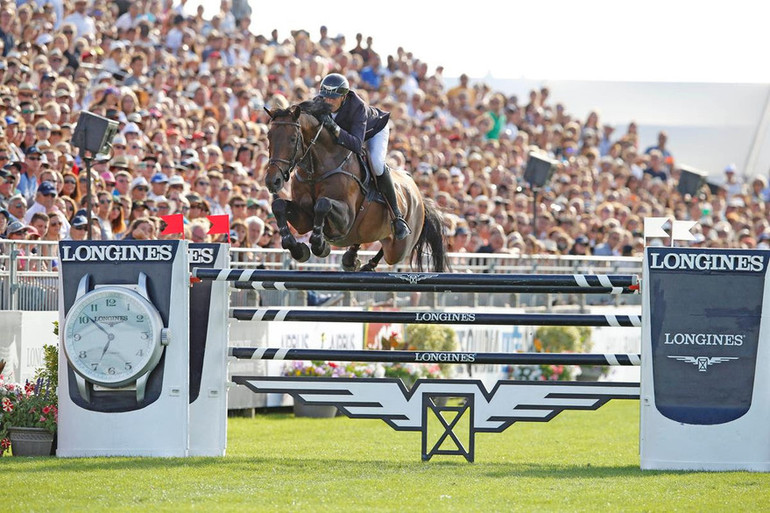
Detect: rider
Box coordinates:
(316, 73, 411, 240)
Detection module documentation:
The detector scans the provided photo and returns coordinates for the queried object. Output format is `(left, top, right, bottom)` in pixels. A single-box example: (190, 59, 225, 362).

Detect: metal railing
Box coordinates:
(0, 241, 643, 311)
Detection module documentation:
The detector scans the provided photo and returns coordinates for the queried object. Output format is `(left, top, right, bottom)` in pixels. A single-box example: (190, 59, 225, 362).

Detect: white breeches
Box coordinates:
(367, 123, 390, 176)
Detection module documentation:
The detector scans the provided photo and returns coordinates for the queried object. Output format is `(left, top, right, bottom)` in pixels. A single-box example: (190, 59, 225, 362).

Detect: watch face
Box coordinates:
(64, 287, 163, 387)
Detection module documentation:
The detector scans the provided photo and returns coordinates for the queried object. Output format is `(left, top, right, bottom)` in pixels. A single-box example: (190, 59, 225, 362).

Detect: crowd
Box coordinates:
(0, 0, 768, 265)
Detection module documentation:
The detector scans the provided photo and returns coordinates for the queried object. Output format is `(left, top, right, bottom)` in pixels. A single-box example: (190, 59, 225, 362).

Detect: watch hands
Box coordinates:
(86, 315, 115, 365)
(85, 314, 112, 337)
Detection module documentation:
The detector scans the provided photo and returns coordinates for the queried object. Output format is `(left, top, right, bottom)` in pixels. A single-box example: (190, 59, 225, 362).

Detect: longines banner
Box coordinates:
(647, 248, 765, 425)
(641, 247, 770, 471)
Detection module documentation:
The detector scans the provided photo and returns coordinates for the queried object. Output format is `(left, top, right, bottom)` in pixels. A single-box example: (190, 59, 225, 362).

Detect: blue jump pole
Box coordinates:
(228, 347, 642, 366)
(229, 308, 642, 327)
(193, 269, 639, 294)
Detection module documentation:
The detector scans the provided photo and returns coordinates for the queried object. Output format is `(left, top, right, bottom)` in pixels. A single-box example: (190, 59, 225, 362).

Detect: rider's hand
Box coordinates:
(322, 114, 340, 139)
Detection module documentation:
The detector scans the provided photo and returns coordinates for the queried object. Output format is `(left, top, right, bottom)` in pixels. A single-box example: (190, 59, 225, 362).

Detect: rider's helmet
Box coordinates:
(319, 73, 350, 98)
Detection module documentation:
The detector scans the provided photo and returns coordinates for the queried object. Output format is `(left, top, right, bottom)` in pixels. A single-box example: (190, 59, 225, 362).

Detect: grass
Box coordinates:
(4, 401, 770, 512)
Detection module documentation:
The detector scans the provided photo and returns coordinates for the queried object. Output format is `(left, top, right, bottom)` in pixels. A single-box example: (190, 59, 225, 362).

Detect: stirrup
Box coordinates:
(392, 216, 411, 240)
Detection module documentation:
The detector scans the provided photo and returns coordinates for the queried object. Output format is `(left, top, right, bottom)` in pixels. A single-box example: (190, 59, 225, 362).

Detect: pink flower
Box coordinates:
(42, 405, 51, 415)
(1, 397, 12, 412)
(40, 415, 47, 422)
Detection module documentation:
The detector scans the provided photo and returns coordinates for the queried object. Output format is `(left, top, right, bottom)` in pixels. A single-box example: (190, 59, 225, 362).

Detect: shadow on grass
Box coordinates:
(4, 454, 685, 479)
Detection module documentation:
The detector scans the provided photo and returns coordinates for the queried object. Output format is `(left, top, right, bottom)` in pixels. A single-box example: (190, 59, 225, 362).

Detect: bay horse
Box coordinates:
(264, 100, 447, 272)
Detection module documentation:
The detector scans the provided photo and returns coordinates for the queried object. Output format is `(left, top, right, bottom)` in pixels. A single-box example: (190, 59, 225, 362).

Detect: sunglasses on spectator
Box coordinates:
(36, 126, 50, 131)
(28, 156, 41, 161)
(64, 178, 76, 184)
(72, 225, 86, 231)
(0, 155, 9, 161)
(135, 186, 149, 192)
(99, 199, 112, 205)
(43, 192, 56, 198)
(79, 177, 88, 183)
(113, 144, 126, 149)
(232, 203, 246, 208)
(11, 202, 25, 208)
(21, 109, 34, 114)
(197, 181, 209, 186)
(49, 221, 61, 227)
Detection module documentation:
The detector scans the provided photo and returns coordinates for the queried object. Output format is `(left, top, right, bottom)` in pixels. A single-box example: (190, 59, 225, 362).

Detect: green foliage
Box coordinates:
(34, 345, 59, 392)
(405, 324, 458, 376)
(534, 326, 585, 353)
(1, 378, 58, 449)
(405, 324, 458, 352)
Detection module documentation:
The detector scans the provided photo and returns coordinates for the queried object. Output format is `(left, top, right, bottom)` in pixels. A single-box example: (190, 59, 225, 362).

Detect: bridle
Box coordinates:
(267, 119, 323, 183)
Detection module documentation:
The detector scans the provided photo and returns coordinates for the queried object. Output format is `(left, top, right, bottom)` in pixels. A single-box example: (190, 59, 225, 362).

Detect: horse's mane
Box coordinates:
(273, 99, 331, 120)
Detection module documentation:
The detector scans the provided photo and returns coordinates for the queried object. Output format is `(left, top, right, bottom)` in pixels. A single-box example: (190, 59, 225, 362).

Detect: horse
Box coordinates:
(264, 100, 447, 272)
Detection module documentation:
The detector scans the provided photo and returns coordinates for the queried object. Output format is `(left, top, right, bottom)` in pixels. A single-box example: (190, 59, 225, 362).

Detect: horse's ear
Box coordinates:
(264, 107, 273, 119)
(291, 106, 301, 120)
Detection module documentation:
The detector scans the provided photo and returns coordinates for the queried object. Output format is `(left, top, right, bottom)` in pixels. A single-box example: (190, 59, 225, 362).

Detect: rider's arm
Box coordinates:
(335, 101, 366, 154)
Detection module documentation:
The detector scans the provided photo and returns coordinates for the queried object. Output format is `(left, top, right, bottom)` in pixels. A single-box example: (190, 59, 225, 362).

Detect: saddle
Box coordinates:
(357, 149, 387, 206)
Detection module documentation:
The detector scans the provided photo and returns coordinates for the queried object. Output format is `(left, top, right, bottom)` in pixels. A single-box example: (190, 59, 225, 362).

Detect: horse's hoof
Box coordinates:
(360, 263, 377, 272)
(312, 242, 331, 258)
(291, 243, 311, 262)
(281, 236, 297, 251)
(341, 257, 360, 272)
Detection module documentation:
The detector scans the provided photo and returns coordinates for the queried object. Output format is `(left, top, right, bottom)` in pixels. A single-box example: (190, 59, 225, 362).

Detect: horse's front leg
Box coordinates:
(272, 197, 311, 262)
(310, 197, 352, 258)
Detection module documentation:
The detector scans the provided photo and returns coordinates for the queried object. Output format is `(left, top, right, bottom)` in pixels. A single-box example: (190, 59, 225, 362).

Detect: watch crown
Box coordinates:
(161, 328, 171, 346)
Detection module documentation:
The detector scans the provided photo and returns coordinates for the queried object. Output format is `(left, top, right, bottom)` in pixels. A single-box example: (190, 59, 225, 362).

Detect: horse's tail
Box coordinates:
(412, 199, 449, 272)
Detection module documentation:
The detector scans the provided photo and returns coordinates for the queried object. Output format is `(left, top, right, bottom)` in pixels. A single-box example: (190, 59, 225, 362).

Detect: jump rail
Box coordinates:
(231, 281, 637, 294)
(193, 269, 639, 294)
(228, 347, 642, 366)
(230, 308, 642, 327)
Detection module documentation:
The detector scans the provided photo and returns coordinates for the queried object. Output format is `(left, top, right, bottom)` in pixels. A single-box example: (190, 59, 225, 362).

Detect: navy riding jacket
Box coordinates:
(323, 90, 390, 155)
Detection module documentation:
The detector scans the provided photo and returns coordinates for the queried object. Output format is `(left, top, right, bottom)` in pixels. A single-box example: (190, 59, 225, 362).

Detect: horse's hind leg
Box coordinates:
(360, 248, 384, 272)
(272, 197, 310, 262)
(342, 244, 361, 271)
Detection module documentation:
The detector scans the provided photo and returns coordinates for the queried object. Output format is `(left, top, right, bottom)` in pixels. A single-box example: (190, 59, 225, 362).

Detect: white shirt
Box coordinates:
(61, 12, 96, 38)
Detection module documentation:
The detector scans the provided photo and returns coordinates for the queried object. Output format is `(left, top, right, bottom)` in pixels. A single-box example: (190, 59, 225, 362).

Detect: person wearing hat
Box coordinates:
(65, 213, 89, 240)
(0, 165, 18, 208)
(5, 219, 32, 239)
(149, 172, 169, 201)
(23, 180, 59, 223)
(723, 164, 745, 199)
(130, 176, 150, 201)
(569, 235, 591, 256)
(17, 146, 46, 203)
(315, 72, 409, 240)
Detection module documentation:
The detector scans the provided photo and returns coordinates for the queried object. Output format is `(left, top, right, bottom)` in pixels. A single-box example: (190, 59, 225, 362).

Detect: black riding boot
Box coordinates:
(378, 167, 411, 240)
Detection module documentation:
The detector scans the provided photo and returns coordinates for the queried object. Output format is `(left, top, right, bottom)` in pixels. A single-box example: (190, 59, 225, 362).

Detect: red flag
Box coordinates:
(207, 214, 230, 243)
(160, 214, 185, 237)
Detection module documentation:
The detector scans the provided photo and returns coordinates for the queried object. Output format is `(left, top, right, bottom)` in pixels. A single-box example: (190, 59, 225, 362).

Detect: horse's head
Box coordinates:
(264, 100, 330, 193)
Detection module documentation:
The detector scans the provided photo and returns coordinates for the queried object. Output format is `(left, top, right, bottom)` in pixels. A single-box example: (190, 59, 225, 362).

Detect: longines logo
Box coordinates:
(663, 332, 744, 346)
(94, 315, 128, 327)
(415, 352, 476, 363)
(189, 247, 215, 264)
(414, 312, 476, 323)
(650, 252, 764, 272)
(668, 355, 739, 372)
(62, 244, 173, 262)
(389, 273, 440, 284)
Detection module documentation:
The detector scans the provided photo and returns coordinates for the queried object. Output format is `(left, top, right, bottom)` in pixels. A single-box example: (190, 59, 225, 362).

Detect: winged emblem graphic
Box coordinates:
(388, 273, 440, 285)
(667, 355, 738, 372)
(233, 376, 640, 461)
